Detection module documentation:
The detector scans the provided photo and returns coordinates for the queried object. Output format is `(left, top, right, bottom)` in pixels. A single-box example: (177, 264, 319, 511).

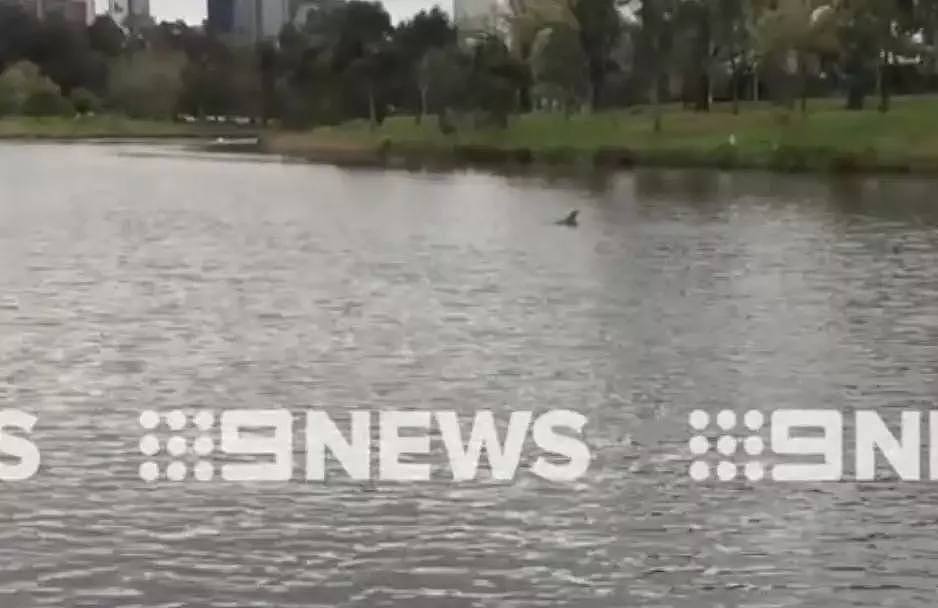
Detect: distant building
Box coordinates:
(208, 0, 290, 45)
(291, 0, 344, 29)
(0, 0, 40, 18)
(453, 0, 501, 37)
(4, 0, 93, 25)
(108, 0, 151, 28)
(43, 0, 95, 25)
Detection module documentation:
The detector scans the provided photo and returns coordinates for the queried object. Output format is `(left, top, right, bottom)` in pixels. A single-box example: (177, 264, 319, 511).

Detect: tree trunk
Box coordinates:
(416, 85, 428, 125)
(694, 72, 710, 111)
(930, 22, 938, 76)
(798, 54, 808, 115)
(878, 51, 890, 113)
(589, 65, 603, 112)
(752, 63, 759, 102)
(519, 84, 532, 113)
(368, 84, 377, 130)
(928, 22, 938, 90)
(846, 83, 865, 110)
(651, 72, 662, 133)
(844, 48, 866, 110)
(588, 78, 598, 113)
(730, 58, 740, 114)
(694, 9, 712, 112)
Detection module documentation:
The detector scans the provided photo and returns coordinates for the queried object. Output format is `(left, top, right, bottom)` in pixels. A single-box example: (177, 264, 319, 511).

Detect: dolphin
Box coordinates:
(555, 210, 579, 227)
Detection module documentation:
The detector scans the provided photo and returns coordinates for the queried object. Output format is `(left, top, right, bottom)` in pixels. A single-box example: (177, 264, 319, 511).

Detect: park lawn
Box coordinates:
(0, 115, 255, 139)
(265, 96, 938, 172)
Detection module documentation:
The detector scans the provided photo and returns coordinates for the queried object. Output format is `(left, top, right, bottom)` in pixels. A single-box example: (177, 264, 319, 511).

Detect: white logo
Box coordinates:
(0, 409, 40, 481)
(689, 409, 934, 482)
(139, 409, 591, 483)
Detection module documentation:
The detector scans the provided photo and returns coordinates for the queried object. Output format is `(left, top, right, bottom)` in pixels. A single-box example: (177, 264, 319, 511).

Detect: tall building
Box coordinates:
(291, 0, 343, 28)
(4, 0, 94, 25)
(453, 0, 501, 36)
(44, 0, 94, 25)
(0, 0, 39, 18)
(108, 0, 151, 28)
(208, 0, 290, 45)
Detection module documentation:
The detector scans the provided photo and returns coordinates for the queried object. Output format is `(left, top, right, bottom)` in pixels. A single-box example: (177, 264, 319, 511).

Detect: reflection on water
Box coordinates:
(2, 142, 938, 607)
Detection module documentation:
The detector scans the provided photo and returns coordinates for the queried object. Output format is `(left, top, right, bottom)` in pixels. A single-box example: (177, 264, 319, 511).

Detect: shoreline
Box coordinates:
(0, 132, 259, 141)
(8, 101, 938, 176)
(259, 99, 938, 176)
(5, 130, 934, 176)
(0, 116, 260, 142)
(260, 133, 936, 175)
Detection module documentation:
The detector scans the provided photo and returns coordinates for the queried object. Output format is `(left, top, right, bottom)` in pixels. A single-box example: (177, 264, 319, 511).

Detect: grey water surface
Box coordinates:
(2, 141, 938, 607)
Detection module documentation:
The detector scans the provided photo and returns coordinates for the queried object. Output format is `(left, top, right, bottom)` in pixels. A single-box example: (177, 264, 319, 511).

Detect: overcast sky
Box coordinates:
(95, 0, 449, 24)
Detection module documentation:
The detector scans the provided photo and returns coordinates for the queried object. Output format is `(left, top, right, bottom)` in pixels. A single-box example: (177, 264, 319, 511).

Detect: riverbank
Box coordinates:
(262, 97, 938, 174)
(0, 115, 259, 140)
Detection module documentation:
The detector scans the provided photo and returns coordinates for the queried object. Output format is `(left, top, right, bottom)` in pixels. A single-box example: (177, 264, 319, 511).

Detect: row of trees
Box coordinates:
(628, 0, 933, 123)
(269, 0, 938, 130)
(0, 5, 263, 120)
(3, 0, 938, 131)
(505, 0, 938, 130)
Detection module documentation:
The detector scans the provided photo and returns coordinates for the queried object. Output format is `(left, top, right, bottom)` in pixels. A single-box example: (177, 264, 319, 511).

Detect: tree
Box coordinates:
(861, 0, 916, 112)
(257, 41, 278, 124)
(23, 14, 108, 95)
(395, 7, 456, 55)
(837, 1, 879, 109)
(416, 46, 468, 129)
(571, 0, 622, 109)
(287, 0, 395, 124)
(108, 51, 185, 118)
(531, 25, 589, 114)
(347, 41, 397, 128)
(918, 0, 938, 78)
(755, 0, 839, 113)
(714, 0, 753, 114)
(468, 34, 528, 128)
(330, 1, 393, 71)
(88, 16, 126, 57)
(506, 0, 577, 109)
(393, 7, 456, 121)
(0, 61, 62, 115)
(673, 0, 715, 111)
(631, 0, 678, 132)
(0, 5, 42, 71)
(507, 0, 578, 52)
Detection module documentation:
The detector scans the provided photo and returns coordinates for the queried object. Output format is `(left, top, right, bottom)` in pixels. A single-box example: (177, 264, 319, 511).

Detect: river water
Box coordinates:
(2, 141, 938, 607)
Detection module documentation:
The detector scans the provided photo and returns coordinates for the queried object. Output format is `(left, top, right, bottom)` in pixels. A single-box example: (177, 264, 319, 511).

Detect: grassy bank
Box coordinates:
(263, 97, 938, 173)
(0, 115, 258, 140)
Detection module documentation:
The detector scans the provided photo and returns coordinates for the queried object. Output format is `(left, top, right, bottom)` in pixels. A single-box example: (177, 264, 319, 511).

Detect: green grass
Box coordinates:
(0, 115, 256, 139)
(264, 96, 938, 173)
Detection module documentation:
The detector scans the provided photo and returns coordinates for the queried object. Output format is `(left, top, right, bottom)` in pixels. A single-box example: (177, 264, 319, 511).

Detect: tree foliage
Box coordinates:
(1, 0, 938, 127)
(573, 0, 622, 108)
(108, 51, 185, 119)
(531, 25, 589, 113)
(0, 61, 63, 115)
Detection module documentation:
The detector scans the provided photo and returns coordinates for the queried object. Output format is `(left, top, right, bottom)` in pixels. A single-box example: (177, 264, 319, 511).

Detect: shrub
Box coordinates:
(710, 142, 739, 169)
(22, 91, 74, 117)
(108, 52, 185, 119)
(70, 87, 101, 115)
(0, 61, 63, 115)
(0, 84, 17, 116)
